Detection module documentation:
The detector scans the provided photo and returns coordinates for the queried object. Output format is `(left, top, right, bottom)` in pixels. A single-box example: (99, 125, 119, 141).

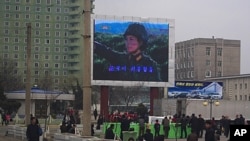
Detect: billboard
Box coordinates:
(168, 81, 223, 99)
(92, 15, 175, 87)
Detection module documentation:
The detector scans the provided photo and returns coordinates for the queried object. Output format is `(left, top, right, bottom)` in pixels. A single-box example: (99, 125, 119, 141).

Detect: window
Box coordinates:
(36, 7, 41, 12)
(36, 0, 41, 4)
(56, 8, 61, 13)
(15, 14, 20, 19)
(45, 55, 49, 59)
(206, 60, 211, 66)
(15, 30, 19, 35)
(46, 0, 51, 5)
(35, 22, 40, 27)
(35, 47, 39, 52)
(55, 23, 60, 29)
(26, 6, 30, 11)
(55, 47, 60, 52)
(206, 47, 211, 56)
(14, 62, 18, 67)
(26, 0, 30, 3)
(3, 54, 9, 58)
(35, 71, 39, 75)
(63, 55, 67, 60)
(55, 39, 60, 44)
(34, 54, 39, 59)
(16, 6, 20, 11)
(235, 84, 237, 89)
(64, 48, 68, 52)
(240, 95, 242, 100)
(5, 13, 10, 18)
(54, 64, 59, 68)
(217, 61, 222, 67)
(217, 48, 222, 56)
(55, 55, 60, 60)
(45, 23, 50, 28)
(64, 32, 68, 37)
(4, 29, 9, 35)
(64, 40, 68, 44)
(245, 83, 247, 89)
(63, 63, 67, 68)
(235, 95, 237, 100)
(45, 15, 50, 20)
(54, 71, 59, 76)
(55, 31, 60, 37)
(35, 30, 40, 36)
(45, 48, 50, 52)
(64, 16, 68, 21)
(25, 14, 30, 19)
(205, 70, 211, 77)
(14, 54, 19, 59)
(47, 7, 51, 12)
(4, 37, 9, 43)
(56, 0, 61, 5)
(14, 46, 19, 51)
(34, 62, 39, 67)
(4, 21, 9, 26)
(35, 38, 40, 44)
(15, 22, 20, 27)
(245, 95, 247, 101)
(45, 70, 49, 75)
(45, 39, 50, 44)
(4, 46, 9, 50)
(240, 84, 242, 89)
(56, 16, 61, 21)
(5, 5, 10, 10)
(63, 71, 67, 76)
(64, 24, 68, 29)
(45, 31, 50, 36)
(35, 15, 40, 20)
(24, 70, 26, 74)
(44, 63, 49, 68)
(15, 0, 20, 3)
(24, 38, 27, 43)
(54, 79, 59, 84)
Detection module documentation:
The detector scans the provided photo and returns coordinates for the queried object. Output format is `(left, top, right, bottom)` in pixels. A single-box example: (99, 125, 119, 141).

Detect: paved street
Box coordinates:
(0, 125, 230, 141)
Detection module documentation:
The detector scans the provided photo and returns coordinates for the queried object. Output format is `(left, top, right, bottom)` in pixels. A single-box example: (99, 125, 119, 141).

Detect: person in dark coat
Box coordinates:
(143, 129, 154, 141)
(190, 114, 199, 136)
(26, 117, 40, 141)
(197, 114, 205, 138)
(120, 115, 131, 139)
(105, 124, 115, 139)
(180, 114, 188, 138)
(224, 116, 231, 138)
(154, 120, 161, 137)
(187, 129, 198, 141)
(205, 121, 215, 141)
(93, 109, 98, 120)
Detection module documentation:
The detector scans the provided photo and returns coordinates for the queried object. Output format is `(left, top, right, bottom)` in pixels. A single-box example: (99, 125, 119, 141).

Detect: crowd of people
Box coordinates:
(103, 112, 247, 141)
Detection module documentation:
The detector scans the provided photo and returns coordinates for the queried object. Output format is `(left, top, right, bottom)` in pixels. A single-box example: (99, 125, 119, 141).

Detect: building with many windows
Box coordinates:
(175, 37, 240, 81)
(0, 0, 84, 90)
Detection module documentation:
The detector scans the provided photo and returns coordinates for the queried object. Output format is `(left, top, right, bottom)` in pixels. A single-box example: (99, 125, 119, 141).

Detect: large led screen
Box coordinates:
(93, 19, 170, 86)
(168, 81, 223, 99)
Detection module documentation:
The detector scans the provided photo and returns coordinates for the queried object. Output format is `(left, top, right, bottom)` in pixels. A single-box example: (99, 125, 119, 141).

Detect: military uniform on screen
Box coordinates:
(94, 41, 161, 81)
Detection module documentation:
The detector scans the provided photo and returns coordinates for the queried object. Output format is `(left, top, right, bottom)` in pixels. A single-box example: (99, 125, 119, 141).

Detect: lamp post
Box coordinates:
(203, 98, 220, 120)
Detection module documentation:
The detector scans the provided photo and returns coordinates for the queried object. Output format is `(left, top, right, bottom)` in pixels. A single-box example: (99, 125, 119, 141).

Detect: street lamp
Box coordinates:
(203, 98, 220, 120)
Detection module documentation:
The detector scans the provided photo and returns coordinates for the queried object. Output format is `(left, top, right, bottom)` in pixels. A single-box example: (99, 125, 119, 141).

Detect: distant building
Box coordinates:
(0, 0, 84, 90)
(175, 37, 240, 81)
(205, 74, 250, 101)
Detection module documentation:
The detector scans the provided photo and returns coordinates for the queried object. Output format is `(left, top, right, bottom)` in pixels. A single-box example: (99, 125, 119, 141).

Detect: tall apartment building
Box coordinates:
(175, 37, 240, 81)
(0, 0, 84, 90)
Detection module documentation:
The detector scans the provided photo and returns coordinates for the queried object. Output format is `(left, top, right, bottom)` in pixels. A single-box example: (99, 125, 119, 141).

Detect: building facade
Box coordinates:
(0, 0, 84, 90)
(206, 74, 250, 101)
(175, 37, 240, 81)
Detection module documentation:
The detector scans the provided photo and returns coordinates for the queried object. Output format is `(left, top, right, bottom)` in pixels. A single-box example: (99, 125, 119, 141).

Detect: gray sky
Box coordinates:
(94, 0, 250, 74)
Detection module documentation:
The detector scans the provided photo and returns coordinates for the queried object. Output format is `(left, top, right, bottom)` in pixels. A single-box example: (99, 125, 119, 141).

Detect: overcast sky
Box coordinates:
(94, 0, 250, 74)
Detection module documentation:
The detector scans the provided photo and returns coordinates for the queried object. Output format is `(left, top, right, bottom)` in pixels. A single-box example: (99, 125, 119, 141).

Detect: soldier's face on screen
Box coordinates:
(125, 35, 141, 54)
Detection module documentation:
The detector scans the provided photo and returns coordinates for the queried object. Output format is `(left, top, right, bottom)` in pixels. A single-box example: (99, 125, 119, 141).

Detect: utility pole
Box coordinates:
(25, 23, 32, 126)
(82, 0, 92, 136)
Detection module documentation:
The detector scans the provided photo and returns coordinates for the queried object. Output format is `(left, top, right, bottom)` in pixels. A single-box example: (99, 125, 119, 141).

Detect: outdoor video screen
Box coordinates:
(93, 19, 169, 85)
(168, 81, 223, 99)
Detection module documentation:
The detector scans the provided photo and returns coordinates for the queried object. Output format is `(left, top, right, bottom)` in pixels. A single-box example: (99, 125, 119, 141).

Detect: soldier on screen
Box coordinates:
(94, 23, 161, 81)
